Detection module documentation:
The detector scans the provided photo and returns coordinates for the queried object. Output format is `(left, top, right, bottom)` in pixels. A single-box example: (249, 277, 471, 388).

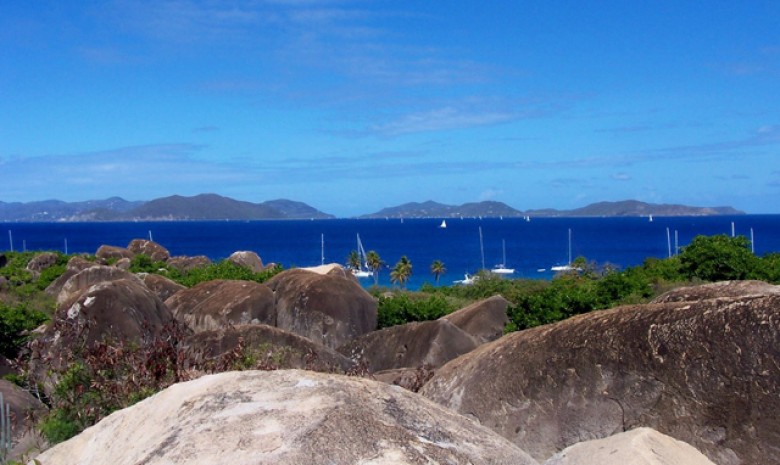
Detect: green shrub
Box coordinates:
(171, 260, 282, 287)
(0, 302, 48, 358)
(377, 294, 454, 329)
(679, 235, 759, 281)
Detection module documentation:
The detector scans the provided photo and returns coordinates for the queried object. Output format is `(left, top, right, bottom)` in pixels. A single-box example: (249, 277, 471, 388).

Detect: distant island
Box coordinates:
(0, 194, 744, 222)
(359, 199, 744, 219)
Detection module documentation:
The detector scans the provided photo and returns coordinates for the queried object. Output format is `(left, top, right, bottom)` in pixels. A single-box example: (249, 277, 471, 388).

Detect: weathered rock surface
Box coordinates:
(373, 366, 436, 392)
(227, 250, 264, 272)
(301, 263, 358, 281)
(95, 244, 134, 261)
(165, 279, 275, 333)
(167, 255, 212, 272)
(651, 280, 780, 303)
(44, 256, 99, 297)
(339, 319, 477, 373)
(34, 370, 537, 465)
(441, 295, 510, 344)
(31, 278, 176, 385)
(58, 278, 175, 346)
(26, 252, 59, 273)
(0, 380, 47, 462)
(266, 269, 377, 349)
(543, 427, 716, 465)
(55, 265, 143, 306)
(421, 291, 780, 465)
(180, 324, 355, 373)
(141, 273, 186, 302)
(128, 239, 171, 262)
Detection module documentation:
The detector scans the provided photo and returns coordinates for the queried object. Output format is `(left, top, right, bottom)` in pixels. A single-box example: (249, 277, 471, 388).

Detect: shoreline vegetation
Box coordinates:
(1, 233, 778, 451)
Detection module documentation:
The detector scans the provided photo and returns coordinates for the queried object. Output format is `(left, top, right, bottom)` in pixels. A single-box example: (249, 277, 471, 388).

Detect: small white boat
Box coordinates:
(491, 239, 515, 274)
(454, 273, 478, 285)
(439, 219, 447, 229)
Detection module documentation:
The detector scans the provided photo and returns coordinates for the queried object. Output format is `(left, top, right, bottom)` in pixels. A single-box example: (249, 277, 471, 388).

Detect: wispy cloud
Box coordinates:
(368, 107, 515, 136)
(478, 189, 503, 201)
(611, 172, 631, 181)
(192, 125, 220, 133)
(108, 0, 263, 43)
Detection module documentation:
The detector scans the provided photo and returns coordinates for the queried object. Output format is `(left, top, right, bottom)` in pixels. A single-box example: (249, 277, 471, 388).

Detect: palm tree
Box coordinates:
(346, 250, 360, 271)
(365, 250, 383, 285)
(390, 256, 413, 288)
(430, 259, 446, 284)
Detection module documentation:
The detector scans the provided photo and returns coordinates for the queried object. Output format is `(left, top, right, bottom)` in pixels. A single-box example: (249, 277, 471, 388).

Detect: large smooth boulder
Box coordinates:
(651, 280, 780, 303)
(95, 245, 134, 261)
(543, 427, 715, 465)
(55, 278, 175, 347)
(45, 256, 99, 297)
(339, 319, 477, 373)
(165, 279, 275, 333)
(180, 324, 355, 373)
(29, 278, 177, 396)
(55, 265, 143, 306)
(128, 239, 170, 262)
(421, 291, 780, 465)
(300, 263, 358, 281)
(141, 273, 186, 302)
(167, 255, 212, 273)
(441, 295, 510, 344)
(34, 370, 537, 465)
(266, 269, 377, 349)
(227, 250, 264, 273)
(26, 252, 59, 273)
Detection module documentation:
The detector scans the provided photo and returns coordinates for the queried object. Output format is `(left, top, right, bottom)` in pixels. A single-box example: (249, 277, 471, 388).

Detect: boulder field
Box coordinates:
(420, 284, 780, 465)
(9, 246, 779, 465)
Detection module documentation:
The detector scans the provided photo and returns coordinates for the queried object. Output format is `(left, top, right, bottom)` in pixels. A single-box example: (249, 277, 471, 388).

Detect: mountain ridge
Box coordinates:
(0, 195, 744, 222)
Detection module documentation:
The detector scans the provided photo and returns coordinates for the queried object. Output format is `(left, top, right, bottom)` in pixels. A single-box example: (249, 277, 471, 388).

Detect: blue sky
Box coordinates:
(1, 1, 779, 216)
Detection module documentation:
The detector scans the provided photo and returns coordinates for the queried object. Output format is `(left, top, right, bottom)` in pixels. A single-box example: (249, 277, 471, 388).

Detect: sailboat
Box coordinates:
(455, 226, 486, 285)
(439, 219, 447, 229)
(352, 233, 372, 278)
(491, 239, 515, 274)
(551, 228, 575, 272)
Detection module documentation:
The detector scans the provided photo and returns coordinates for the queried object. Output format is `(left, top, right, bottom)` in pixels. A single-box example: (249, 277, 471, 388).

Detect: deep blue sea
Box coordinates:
(3, 216, 779, 290)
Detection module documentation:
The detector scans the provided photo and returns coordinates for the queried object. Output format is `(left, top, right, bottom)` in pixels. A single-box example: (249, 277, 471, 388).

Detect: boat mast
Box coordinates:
(321, 233, 325, 265)
(567, 228, 572, 265)
(479, 226, 485, 271)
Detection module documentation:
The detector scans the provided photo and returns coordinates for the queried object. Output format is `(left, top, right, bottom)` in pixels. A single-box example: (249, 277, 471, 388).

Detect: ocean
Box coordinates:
(3, 215, 779, 290)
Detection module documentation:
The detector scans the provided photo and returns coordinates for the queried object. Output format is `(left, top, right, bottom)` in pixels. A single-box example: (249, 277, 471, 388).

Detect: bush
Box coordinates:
(377, 294, 454, 329)
(0, 302, 48, 358)
(679, 235, 759, 281)
(170, 260, 282, 287)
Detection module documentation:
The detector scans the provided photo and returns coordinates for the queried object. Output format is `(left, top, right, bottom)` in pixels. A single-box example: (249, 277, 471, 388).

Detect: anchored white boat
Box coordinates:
(352, 233, 373, 279)
(491, 239, 515, 274)
(551, 228, 576, 272)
